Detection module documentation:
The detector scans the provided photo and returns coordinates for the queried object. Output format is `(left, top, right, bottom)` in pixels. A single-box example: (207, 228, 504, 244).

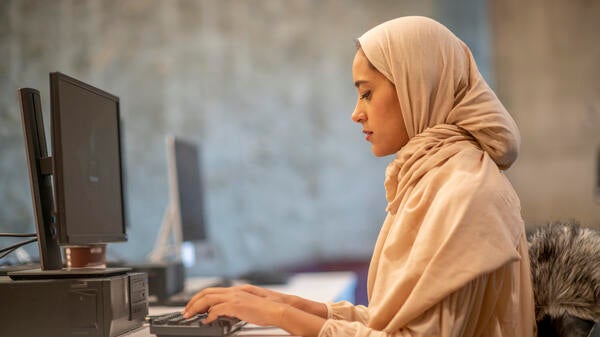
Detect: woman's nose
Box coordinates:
(351, 105, 366, 123)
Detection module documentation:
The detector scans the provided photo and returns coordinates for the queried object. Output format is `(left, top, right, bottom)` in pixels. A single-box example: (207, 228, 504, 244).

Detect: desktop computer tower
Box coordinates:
(124, 261, 185, 304)
(0, 272, 148, 337)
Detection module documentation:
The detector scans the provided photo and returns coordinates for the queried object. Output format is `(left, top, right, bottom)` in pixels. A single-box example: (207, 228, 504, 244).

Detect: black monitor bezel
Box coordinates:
(18, 88, 63, 270)
(50, 72, 128, 244)
(170, 136, 208, 243)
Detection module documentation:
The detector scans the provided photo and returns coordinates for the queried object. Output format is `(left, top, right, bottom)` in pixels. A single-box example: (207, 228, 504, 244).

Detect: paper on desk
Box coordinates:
(238, 324, 292, 336)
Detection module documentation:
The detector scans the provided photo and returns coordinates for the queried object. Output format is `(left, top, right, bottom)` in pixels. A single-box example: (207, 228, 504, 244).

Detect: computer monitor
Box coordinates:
(50, 72, 127, 244)
(15, 72, 129, 278)
(148, 135, 208, 264)
(169, 136, 207, 243)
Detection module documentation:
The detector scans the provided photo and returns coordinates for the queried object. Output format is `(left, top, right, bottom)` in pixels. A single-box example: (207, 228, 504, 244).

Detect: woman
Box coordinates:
(183, 16, 536, 337)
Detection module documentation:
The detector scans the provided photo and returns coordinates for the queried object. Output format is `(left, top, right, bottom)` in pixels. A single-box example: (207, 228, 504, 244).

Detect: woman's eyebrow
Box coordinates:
(354, 80, 369, 88)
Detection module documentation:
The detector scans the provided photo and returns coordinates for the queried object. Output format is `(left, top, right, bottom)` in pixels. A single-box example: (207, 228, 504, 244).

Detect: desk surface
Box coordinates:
(124, 271, 357, 337)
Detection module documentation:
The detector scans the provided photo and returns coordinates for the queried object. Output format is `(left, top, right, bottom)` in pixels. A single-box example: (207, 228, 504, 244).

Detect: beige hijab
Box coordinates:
(358, 17, 527, 330)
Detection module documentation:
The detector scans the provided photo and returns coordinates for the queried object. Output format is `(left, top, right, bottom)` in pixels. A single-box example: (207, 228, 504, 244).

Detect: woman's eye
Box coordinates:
(360, 91, 371, 100)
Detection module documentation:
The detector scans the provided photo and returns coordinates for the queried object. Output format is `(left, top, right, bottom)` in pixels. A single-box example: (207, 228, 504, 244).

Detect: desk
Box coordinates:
(124, 271, 357, 337)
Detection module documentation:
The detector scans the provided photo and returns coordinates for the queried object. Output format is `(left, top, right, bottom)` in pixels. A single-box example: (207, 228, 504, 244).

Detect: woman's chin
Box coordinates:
(372, 147, 393, 157)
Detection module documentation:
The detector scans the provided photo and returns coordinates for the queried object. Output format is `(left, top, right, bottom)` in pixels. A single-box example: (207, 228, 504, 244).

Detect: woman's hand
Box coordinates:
(182, 285, 328, 337)
(182, 286, 290, 326)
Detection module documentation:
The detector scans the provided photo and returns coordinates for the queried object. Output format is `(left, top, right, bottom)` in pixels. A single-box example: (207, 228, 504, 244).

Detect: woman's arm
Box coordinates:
(183, 286, 327, 337)
(183, 272, 497, 337)
(238, 284, 329, 318)
(237, 284, 368, 323)
(318, 272, 495, 337)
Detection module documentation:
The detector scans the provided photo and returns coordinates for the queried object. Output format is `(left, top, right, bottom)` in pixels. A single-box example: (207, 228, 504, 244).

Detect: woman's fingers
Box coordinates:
(202, 302, 232, 324)
(188, 286, 226, 303)
(183, 292, 230, 318)
(183, 287, 259, 313)
(185, 284, 265, 313)
(182, 284, 291, 319)
(200, 292, 288, 327)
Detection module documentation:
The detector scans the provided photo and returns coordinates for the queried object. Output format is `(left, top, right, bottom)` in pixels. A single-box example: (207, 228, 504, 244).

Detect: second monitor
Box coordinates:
(148, 135, 210, 264)
(132, 135, 225, 305)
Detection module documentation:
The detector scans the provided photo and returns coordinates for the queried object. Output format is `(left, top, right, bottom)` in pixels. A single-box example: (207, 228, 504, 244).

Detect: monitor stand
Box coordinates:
(7, 266, 132, 280)
(147, 202, 182, 263)
(118, 202, 212, 303)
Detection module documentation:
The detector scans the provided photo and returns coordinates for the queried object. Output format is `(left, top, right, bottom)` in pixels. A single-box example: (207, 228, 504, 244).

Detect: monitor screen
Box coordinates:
(50, 72, 127, 245)
(168, 136, 207, 242)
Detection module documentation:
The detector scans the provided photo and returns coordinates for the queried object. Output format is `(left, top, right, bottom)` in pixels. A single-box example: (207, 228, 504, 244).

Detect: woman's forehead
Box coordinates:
(353, 49, 387, 86)
(352, 49, 369, 70)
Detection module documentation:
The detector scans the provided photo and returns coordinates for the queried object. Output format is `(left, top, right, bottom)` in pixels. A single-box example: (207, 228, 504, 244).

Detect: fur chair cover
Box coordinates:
(528, 222, 600, 337)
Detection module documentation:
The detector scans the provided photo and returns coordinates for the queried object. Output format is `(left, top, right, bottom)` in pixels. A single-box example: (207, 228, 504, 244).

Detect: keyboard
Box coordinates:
(148, 311, 246, 337)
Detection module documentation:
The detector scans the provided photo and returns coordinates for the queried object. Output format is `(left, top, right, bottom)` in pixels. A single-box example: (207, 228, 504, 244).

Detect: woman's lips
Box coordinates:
(363, 130, 373, 141)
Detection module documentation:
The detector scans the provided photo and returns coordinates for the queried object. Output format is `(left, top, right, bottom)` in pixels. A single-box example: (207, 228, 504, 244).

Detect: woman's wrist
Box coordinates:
(286, 295, 328, 318)
(272, 302, 291, 327)
(275, 303, 327, 337)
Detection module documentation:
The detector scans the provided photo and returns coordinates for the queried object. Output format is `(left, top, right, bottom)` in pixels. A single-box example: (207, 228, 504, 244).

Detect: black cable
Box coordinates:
(0, 233, 37, 237)
(0, 248, 24, 260)
(0, 239, 38, 260)
(0, 248, 18, 260)
(0, 238, 38, 260)
(0, 238, 38, 253)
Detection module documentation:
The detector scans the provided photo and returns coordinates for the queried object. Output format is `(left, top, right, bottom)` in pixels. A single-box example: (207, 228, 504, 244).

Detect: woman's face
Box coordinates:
(351, 49, 408, 157)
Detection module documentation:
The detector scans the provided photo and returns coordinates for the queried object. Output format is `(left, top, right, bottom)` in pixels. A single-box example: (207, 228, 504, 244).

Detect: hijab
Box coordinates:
(358, 16, 527, 330)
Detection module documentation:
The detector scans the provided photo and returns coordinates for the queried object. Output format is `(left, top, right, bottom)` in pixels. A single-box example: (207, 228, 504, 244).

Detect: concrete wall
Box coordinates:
(491, 0, 600, 229)
(1, 0, 494, 276)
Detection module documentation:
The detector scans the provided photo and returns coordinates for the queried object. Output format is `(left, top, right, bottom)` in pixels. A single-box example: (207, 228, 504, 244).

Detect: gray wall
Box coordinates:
(492, 0, 600, 229)
(1, 0, 495, 276)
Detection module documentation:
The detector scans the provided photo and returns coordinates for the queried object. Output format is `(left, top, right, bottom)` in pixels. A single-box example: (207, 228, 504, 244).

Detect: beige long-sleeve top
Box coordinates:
(316, 136, 536, 336)
(319, 232, 534, 337)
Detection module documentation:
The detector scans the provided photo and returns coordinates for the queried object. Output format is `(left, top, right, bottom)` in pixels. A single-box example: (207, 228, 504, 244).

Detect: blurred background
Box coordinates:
(1, 0, 598, 303)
